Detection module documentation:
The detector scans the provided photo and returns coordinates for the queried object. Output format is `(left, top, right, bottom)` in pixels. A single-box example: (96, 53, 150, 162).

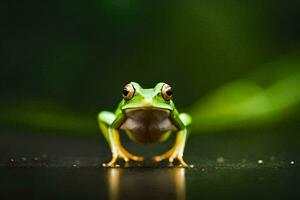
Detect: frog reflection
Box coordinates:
(106, 167, 186, 200)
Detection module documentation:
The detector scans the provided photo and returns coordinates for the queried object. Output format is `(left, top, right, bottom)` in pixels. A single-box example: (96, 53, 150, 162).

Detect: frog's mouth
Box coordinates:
(123, 107, 171, 120)
(124, 107, 171, 112)
(122, 101, 173, 112)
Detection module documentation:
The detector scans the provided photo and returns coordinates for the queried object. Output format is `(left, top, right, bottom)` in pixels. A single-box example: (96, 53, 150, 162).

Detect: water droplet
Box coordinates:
(290, 161, 295, 165)
(10, 158, 15, 162)
(257, 160, 264, 164)
(72, 164, 77, 167)
(217, 157, 225, 163)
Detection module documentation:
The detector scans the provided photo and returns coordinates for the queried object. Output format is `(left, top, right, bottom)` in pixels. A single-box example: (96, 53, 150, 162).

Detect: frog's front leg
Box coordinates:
(98, 111, 144, 167)
(153, 129, 190, 167)
(153, 113, 192, 167)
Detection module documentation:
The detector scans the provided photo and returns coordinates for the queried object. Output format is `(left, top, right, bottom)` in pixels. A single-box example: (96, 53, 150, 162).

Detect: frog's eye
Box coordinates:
(161, 83, 173, 101)
(122, 83, 135, 100)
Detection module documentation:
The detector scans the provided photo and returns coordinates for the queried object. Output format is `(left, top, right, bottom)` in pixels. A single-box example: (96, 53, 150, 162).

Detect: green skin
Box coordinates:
(98, 82, 192, 167)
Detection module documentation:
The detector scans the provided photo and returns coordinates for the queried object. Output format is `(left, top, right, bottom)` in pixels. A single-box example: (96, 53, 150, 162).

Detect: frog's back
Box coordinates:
(119, 108, 177, 143)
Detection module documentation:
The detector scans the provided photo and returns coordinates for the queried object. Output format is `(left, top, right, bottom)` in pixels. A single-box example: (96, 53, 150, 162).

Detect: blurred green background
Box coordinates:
(1, 2, 300, 199)
(1, 0, 300, 136)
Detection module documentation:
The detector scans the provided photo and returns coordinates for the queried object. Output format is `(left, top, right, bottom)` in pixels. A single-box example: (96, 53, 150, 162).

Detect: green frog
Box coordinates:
(98, 82, 192, 167)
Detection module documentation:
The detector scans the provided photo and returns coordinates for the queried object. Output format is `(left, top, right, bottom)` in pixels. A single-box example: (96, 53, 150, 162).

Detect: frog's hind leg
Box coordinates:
(98, 111, 144, 167)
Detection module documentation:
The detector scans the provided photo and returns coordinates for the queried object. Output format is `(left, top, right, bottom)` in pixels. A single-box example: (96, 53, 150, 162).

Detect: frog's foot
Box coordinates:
(102, 156, 120, 168)
(101, 154, 130, 168)
(118, 145, 144, 162)
(169, 155, 192, 168)
(102, 146, 144, 168)
(152, 148, 193, 168)
(152, 146, 175, 162)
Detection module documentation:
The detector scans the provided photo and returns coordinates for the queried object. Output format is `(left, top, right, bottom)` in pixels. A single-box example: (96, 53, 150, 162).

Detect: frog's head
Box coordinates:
(120, 82, 175, 112)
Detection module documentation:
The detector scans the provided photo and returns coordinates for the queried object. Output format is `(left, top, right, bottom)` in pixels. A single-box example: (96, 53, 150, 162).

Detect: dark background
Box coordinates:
(1, 1, 300, 133)
(1, 1, 300, 199)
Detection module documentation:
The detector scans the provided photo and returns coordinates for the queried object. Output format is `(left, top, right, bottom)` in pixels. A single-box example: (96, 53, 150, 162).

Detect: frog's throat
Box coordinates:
(120, 108, 177, 143)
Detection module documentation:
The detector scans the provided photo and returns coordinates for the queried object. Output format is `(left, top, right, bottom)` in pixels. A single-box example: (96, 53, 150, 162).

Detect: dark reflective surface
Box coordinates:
(1, 166, 299, 200)
(0, 130, 299, 200)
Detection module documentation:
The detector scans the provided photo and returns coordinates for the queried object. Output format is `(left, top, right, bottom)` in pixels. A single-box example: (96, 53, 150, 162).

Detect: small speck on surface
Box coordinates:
(290, 161, 295, 165)
(217, 157, 225, 163)
(21, 157, 27, 161)
(257, 160, 264, 164)
(33, 157, 39, 161)
(72, 160, 80, 167)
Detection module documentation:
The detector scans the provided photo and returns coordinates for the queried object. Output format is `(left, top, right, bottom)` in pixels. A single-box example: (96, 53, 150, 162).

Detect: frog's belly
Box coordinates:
(119, 108, 178, 143)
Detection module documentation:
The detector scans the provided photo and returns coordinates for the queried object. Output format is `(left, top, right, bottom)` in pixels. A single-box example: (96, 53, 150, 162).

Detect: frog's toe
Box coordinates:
(121, 155, 144, 162)
(177, 163, 192, 168)
(177, 157, 194, 168)
(168, 156, 175, 163)
(152, 155, 165, 162)
(177, 156, 188, 166)
(168, 156, 192, 168)
(178, 164, 194, 168)
(102, 163, 120, 168)
(167, 162, 175, 167)
(119, 153, 144, 163)
(118, 146, 144, 162)
(152, 148, 175, 162)
(121, 156, 130, 163)
(131, 156, 144, 161)
(102, 156, 120, 168)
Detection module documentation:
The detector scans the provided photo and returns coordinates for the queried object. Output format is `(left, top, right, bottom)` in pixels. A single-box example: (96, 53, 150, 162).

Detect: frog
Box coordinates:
(97, 82, 192, 167)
